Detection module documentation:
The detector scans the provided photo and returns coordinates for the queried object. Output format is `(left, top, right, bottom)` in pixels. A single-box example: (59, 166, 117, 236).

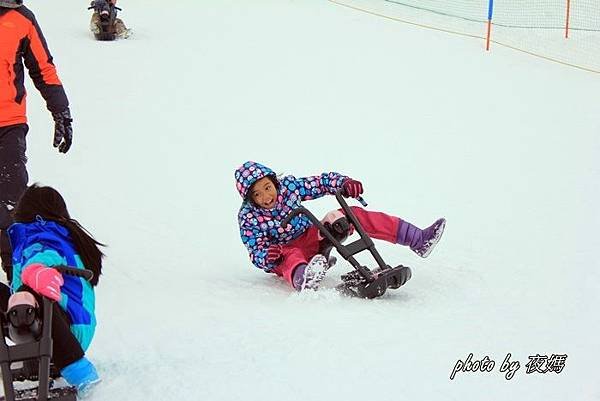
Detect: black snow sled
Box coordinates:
(0, 267, 93, 401)
(282, 189, 412, 299)
(88, 0, 121, 41)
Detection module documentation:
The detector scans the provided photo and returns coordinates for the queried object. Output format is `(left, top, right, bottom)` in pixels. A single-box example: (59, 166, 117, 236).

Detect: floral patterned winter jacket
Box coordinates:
(235, 161, 348, 272)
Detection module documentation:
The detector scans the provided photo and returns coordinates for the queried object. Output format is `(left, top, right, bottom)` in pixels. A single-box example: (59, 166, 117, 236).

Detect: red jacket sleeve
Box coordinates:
(20, 8, 69, 113)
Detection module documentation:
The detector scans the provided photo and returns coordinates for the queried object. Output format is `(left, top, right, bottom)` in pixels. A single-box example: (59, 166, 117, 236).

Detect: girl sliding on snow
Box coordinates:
(235, 161, 446, 291)
(0, 184, 104, 392)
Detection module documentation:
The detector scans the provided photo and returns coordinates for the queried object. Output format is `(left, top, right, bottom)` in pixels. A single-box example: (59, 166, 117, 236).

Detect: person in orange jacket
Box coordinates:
(0, 0, 73, 282)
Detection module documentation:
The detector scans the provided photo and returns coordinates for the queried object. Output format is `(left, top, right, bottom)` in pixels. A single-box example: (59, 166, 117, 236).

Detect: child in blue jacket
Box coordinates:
(235, 161, 446, 291)
(0, 184, 104, 391)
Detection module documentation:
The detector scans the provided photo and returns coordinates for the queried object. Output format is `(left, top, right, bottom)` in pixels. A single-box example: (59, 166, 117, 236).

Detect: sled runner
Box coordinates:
(282, 189, 412, 299)
(0, 267, 93, 401)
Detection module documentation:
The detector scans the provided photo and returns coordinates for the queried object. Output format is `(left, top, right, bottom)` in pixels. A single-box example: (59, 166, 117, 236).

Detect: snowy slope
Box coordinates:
(10, 1, 600, 400)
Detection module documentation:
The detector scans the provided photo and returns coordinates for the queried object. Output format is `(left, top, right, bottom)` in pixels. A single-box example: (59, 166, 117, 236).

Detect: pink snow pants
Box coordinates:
(272, 207, 400, 287)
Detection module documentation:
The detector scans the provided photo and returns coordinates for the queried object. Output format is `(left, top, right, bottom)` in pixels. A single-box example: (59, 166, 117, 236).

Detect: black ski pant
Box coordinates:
(0, 124, 29, 283)
(0, 283, 84, 370)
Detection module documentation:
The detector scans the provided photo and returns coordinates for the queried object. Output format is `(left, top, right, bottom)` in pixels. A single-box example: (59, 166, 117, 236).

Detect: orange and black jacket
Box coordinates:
(0, 6, 68, 127)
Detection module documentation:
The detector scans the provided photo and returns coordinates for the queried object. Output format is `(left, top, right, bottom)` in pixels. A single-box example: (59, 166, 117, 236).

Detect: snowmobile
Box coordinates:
(88, 0, 122, 41)
(281, 189, 412, 299)
(0, 267, 94, 401)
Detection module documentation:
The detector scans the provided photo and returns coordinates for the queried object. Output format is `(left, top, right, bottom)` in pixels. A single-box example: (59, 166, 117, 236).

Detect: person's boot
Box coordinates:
(292, 254, 330, 291)
(114, 18, 132, 39)
(397, 218, 446, 258)
(90, 13, 101, 35)
(60, 357, 101, 392)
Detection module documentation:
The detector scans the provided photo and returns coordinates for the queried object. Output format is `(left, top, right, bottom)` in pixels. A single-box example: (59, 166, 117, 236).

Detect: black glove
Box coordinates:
(52, 108, 73, 154)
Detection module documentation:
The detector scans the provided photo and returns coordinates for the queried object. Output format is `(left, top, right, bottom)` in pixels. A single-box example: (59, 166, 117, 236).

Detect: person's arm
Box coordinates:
(239, 212, 277, 271)
(19, 8, 72, 153)
(21, 10, 69, 113)
(288, 172, 348, 201)
(13, 246, 67, 304)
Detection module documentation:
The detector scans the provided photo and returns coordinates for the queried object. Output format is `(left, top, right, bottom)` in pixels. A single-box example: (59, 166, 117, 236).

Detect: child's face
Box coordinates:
(250, 177, 277, 209)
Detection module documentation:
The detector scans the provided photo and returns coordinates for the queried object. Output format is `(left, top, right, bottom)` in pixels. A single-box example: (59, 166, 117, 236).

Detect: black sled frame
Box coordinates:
(88, 0, 121, 41)
(282, 189, 411, 299)
(0, 267, 93, 401)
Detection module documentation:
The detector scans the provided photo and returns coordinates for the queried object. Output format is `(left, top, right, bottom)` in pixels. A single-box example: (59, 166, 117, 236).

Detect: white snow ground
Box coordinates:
(7, 1, 600, 400)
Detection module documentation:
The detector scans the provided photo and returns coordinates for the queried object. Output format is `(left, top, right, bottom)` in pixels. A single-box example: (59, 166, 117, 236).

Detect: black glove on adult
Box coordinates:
(52, 108, 73, 154)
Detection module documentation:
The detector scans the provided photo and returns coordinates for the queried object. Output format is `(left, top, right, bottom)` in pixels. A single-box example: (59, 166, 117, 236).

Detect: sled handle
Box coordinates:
(88, 4, 121, 11)
(280, 190, 367, 231)
(335, 188, 367, 207)
(280, 196, 381, 280)
(281, 207, 314, 230)
(54, 266, 94, 282)
(281, 207, 355, 260)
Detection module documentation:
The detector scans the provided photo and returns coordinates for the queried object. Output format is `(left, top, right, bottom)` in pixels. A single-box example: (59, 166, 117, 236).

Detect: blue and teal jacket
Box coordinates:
(235, 161, 348, 272)
(8, 219, 96, 351)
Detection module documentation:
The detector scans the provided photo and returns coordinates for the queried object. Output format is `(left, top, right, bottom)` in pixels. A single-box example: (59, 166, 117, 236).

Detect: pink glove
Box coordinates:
(21, 264, 64, 302)
(266, 244, 283, 265)
(342, 179, 364, 198)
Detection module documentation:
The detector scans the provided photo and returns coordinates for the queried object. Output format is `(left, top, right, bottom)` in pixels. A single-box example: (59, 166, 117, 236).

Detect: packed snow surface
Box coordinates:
(9, 1, 600, 400)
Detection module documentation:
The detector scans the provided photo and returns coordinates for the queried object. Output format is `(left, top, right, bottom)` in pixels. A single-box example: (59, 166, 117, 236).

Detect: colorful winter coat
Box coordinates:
(8, 219, 96, 351)
(0, 6, 69, 127)
(235, 161, 348, 272)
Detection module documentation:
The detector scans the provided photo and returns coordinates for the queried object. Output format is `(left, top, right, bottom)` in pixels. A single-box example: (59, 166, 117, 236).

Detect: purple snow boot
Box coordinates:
(396, 218, 446, 258)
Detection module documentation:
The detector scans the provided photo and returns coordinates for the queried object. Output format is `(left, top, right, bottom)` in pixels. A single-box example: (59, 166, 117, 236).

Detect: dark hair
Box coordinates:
(13, 184, 105, 286)
(246, 175, 280, 205)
